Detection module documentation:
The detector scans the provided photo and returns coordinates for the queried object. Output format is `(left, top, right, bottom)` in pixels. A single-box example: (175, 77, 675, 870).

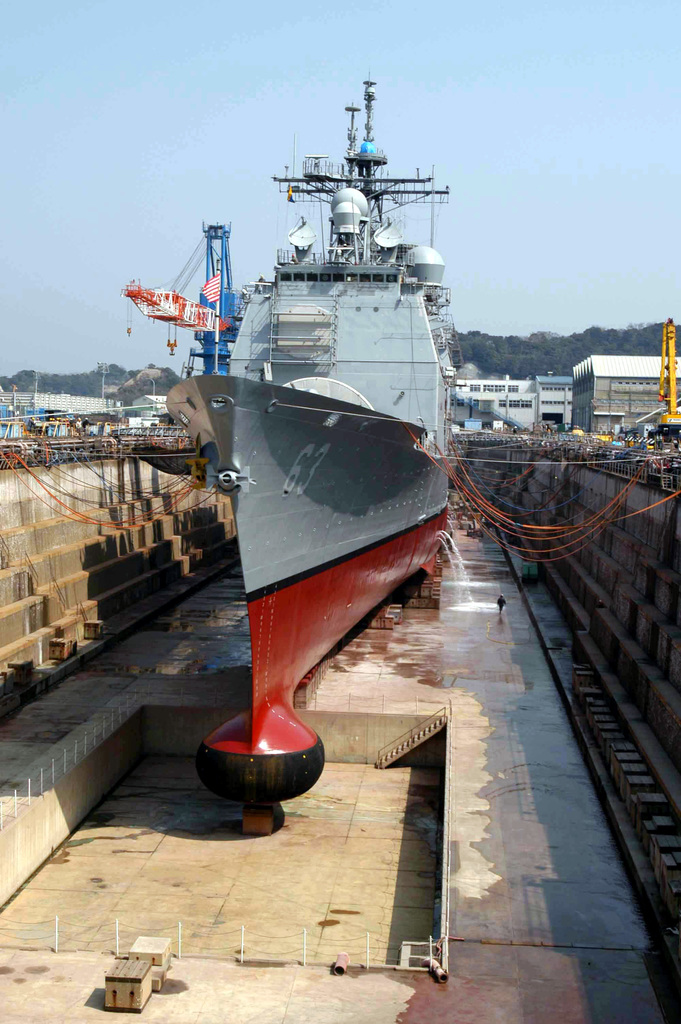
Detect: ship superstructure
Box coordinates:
(167, 82, 455, 809)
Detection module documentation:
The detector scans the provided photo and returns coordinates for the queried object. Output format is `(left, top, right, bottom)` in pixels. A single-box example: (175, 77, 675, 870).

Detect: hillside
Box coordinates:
(0, 364, 181, 404)
(459, 323, 662, 378)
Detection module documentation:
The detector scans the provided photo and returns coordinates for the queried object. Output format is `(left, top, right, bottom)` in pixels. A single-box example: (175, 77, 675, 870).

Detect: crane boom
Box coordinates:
(659, 317, 677, 413)
(122, 283, 226, 333)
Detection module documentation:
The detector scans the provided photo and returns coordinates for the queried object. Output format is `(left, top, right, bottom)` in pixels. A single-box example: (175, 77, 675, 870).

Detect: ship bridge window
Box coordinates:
(279, 272, 292, 281)
(346, 273, 358, 282)
(386, 274, 398, 283)
(306, 273, 319, 281)
(359, 273, 371, 282)
(332, 273, 344, 282)
(320, 272, 331, 281)
(293, 272, 305, 281)
(372, 274, 384, 282)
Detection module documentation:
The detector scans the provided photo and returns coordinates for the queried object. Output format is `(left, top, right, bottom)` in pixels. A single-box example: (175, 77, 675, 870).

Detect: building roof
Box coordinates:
(535, 375, 572, 385)
(573, 355, 661, 380)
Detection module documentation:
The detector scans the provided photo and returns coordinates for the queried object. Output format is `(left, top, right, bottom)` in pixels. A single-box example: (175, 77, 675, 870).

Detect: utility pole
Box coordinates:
(97, 363, 109, 402)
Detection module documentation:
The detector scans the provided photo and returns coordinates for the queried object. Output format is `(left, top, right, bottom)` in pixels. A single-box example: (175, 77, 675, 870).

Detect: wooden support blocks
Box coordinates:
(84, 619, 104, 640)
(104, 958, 151, 1013)
(129, 935, 172, 993)
(243, 804, 275, 836)
(7, 660, 32, 684)
(48, 638, 77, 661)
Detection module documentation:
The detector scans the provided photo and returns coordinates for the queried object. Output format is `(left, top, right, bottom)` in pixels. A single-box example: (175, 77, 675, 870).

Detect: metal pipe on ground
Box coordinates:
(421, 957, 449, 983)
(333, 952, 350, 975)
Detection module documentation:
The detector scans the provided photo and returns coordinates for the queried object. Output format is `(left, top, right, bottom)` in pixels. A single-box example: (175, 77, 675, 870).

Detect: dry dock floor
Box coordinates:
(0, 536, 675, 1021)
(0, 759, 438, 964)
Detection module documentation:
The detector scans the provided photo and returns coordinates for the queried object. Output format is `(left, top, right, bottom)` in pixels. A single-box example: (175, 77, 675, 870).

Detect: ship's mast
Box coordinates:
(272, 82, 449, 265)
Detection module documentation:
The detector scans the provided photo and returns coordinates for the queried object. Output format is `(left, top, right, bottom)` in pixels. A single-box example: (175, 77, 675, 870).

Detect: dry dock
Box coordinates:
(0, 533, 675, 1021)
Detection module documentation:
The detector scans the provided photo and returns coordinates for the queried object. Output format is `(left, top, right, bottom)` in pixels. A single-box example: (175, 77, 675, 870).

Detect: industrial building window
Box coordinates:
(508, 385, 519, 392)
(469, 385, 481, 392)
(498, 399, 507, 407)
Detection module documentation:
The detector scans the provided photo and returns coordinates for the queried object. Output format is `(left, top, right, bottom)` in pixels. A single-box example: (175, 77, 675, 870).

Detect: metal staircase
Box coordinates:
(375, 707, 448, 768)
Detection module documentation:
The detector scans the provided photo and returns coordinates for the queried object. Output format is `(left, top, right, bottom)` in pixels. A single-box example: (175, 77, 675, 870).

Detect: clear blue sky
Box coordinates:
(1, 0, 679, 373)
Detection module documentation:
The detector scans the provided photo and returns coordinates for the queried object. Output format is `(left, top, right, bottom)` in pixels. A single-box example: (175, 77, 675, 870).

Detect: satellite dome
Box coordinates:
(410, 245, 445, 285)
(331, 188, 369, 218)
(331, 188, 369, 235)
(360, 140, 377, 155)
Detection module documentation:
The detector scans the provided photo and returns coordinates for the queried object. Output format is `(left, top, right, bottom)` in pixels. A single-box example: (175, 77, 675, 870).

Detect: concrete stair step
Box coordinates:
(36, 541, 179, 618)
(0, 594, 45, 648)
(0, 566, 34, 605)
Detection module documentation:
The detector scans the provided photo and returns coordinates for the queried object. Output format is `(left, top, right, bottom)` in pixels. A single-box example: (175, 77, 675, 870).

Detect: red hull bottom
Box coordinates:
(204, 509, 447, 763)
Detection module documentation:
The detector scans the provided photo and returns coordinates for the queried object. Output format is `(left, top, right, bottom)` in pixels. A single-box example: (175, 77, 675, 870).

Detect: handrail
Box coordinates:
(375, 705, 448, 763)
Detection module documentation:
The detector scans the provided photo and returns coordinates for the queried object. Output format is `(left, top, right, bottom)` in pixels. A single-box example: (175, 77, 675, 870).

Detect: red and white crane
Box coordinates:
(122, 282, 226, 333)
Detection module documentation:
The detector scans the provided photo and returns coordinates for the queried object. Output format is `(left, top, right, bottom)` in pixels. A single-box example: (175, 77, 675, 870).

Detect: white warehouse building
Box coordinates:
(452, 375, 573, 430)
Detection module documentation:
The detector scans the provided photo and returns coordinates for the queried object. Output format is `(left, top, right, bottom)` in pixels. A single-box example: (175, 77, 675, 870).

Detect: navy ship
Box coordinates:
(167, 81, 456, 805)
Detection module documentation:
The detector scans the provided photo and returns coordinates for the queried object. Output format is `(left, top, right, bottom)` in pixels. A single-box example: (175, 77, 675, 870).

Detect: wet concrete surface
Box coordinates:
(313, 532, 670, 1022)
(0, 537, 675, 1020)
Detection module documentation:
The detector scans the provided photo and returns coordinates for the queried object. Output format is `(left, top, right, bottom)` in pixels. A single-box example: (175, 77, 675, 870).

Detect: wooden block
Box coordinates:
(7, 660, 33, 684)
(151, 966, 168, 992)
(84, 619, 104, 640)
(104, 958, 151, 1013)
(631, 792, 669, 831)
(129, 935, 172, 969)
(243, 804, 275, 836)
(48, 638, 77, 662)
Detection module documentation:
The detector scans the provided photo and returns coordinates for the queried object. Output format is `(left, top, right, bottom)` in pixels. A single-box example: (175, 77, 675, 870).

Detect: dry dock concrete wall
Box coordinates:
(143, 706, 446, 767)
(0, 712, 143, 909)
(0, 459, 234, 675)
(479, 443, 681, 817)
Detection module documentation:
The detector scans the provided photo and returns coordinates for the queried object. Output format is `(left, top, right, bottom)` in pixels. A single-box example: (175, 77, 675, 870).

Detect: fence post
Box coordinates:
(55, 915, 59, 954)
(366, 932, 370, 970)
(178, 921, 182, 959)
(115, 919, 119, 957)
(302, 928, 307, 966)
(240, 925, 244, 964)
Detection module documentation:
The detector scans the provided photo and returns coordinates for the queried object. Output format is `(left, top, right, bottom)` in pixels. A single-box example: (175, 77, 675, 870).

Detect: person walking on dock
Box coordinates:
(497, 595, 507, 614)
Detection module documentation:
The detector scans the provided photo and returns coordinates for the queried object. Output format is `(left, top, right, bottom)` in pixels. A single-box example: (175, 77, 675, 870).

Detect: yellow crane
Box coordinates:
(658, 318, 681, 437)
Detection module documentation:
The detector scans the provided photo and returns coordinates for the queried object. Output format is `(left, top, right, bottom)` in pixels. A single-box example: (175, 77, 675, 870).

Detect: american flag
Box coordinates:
(202, 274, 221, 303)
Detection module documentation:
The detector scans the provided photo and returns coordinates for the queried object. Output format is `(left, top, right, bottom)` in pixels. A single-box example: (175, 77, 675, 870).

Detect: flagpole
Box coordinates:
(214, 259, 220, 375)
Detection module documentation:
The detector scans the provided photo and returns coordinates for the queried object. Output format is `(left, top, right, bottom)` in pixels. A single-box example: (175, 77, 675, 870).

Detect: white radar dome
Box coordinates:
(331, 188, 369, 218)
(410, 245, 445, 285)
(331, 188, 369, 235)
